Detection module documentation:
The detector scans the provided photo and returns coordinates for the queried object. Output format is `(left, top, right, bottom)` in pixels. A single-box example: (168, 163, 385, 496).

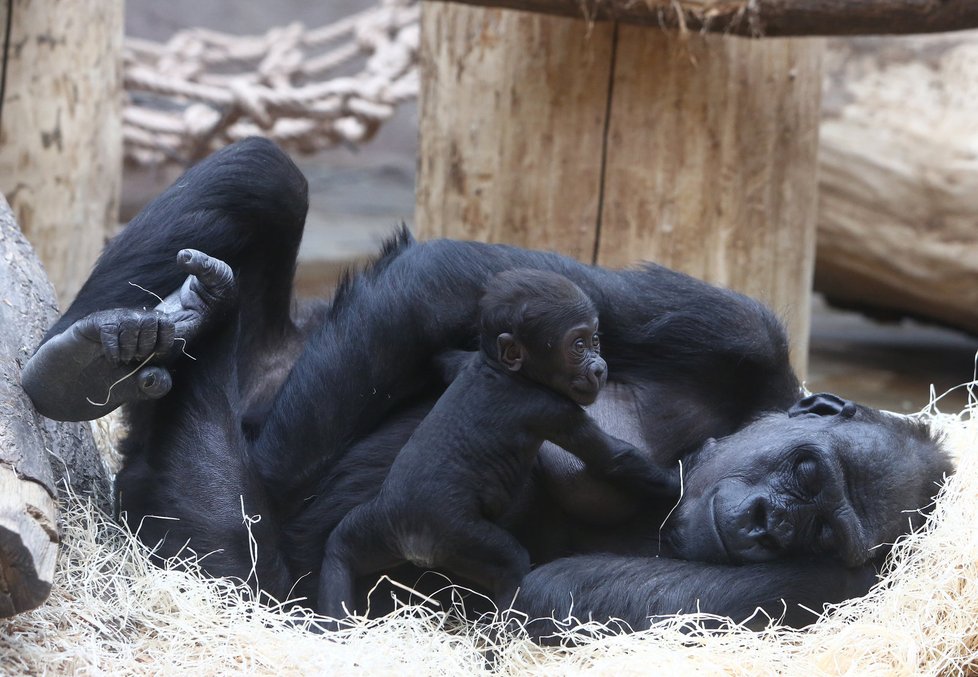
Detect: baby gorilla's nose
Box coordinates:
(589, 358, 608, 391)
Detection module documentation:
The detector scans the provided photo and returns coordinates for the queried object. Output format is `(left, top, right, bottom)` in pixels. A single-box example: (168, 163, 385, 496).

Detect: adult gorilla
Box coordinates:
(21, 138, 951, 633)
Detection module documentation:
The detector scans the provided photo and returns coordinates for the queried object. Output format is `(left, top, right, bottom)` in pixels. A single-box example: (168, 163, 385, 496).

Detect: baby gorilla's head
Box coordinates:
(479, 269, 605, 405)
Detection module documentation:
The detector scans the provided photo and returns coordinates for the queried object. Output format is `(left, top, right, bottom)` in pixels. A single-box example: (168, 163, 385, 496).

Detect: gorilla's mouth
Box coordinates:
(569, 385, 598, 405)
(569, 378, 600, 404)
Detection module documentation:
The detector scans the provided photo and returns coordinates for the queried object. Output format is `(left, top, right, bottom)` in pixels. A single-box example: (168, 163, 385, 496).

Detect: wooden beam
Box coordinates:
(427, 0, 978, 37)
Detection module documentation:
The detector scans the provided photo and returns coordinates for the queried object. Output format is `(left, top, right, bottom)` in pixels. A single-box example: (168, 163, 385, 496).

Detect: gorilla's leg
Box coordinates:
(437, 522, 532, 611)
(22, 138, 309, 600)
(116, 316, 293, 602)
(23, 137, 309, 422)
(317, 504, 403, 620)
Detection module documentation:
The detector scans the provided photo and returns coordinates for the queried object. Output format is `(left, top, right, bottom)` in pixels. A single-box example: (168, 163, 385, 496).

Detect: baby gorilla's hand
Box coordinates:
(600, 442, 681, 497)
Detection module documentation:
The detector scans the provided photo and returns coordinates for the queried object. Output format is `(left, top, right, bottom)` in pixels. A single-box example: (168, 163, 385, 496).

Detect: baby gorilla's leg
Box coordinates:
(439, 521, 531, 612)
(317, 502, 402, 625)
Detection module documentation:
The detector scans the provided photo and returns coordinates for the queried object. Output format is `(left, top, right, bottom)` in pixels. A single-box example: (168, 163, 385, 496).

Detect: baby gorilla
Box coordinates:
(317, 269, 670, 621)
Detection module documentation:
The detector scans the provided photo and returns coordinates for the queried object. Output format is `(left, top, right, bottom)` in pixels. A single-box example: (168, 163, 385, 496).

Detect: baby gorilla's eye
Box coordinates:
(592, 333, 601, 352)
(574, 338, 587, 354)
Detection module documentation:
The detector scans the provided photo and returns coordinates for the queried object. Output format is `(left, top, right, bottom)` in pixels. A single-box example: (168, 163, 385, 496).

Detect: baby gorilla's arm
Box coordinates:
(547, 410, 680, 497)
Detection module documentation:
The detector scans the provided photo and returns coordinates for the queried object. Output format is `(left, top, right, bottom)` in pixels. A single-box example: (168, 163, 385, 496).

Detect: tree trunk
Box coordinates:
(595, 29, 823, 375)
(0, 194, 109, 617)
(0, 0, 124, 307)
(815, 32, 978, 335)
(417, 4, 823, 375)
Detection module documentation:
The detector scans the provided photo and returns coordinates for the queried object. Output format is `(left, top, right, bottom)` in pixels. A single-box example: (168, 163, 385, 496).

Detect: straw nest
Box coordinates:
(1, 395, 976, 676)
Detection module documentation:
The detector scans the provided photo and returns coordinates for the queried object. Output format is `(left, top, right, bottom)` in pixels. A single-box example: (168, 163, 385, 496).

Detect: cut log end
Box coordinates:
(0, 465, 59, 617)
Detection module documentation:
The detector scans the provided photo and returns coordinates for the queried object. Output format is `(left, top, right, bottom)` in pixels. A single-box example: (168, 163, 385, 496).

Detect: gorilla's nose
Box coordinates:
(745, 496, 794, 554)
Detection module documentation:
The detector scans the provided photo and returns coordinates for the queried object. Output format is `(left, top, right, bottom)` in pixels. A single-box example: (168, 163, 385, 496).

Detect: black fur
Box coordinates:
(21, 138, 953, 630)
(316, 270, 673, 621)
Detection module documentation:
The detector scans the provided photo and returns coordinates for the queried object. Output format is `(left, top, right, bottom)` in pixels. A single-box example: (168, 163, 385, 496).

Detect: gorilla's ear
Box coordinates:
(497, 333, 525, 372)
(789, 392, 857, 418)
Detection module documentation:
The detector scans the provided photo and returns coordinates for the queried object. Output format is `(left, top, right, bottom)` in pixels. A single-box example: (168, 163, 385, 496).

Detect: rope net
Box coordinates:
(123, 0, 420, 165)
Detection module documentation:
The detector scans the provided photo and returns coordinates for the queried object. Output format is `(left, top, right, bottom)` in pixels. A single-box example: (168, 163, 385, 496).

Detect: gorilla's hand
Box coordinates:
(596, 442, 680, 497)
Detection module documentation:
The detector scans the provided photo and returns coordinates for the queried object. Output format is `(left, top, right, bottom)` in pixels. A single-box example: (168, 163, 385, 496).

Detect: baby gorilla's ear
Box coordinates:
(497, 333, 525, 372)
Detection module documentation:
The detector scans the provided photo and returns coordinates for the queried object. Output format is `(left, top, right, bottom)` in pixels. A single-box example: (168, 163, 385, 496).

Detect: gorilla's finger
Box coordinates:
(133, 313, 160, 361)
(118, 315, 141, 363)
(99, 322, 122, 365)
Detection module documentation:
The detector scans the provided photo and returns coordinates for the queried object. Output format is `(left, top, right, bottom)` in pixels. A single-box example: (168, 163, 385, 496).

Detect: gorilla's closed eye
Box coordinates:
(793, 453, 821, 498)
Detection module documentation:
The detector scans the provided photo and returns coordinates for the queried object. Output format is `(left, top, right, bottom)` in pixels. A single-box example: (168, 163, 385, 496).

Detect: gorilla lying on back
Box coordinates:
(21, 138, 952, 634)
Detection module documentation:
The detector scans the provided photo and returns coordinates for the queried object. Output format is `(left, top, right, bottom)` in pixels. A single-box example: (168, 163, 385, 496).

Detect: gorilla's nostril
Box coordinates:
(750, 497, 767, 529)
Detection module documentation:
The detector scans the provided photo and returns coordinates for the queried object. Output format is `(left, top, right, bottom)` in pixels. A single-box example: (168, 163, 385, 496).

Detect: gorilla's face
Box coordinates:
(665, 398, 952, 567)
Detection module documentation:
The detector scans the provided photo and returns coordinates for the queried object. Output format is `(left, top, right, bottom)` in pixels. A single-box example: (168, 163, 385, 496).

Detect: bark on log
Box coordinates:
(429, 0, 978, 37)
(815, 32, 978, 335)
(0, 0, 124, 307)
(0, 194, 109, 617)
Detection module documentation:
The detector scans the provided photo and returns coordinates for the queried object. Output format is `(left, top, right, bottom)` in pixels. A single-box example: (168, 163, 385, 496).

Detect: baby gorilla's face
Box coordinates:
(538, 316, 606, 405)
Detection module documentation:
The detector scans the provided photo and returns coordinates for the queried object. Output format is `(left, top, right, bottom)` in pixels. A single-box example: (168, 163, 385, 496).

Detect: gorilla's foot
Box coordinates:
(22, 308, 177, 421)
(22, 250, 238, 422)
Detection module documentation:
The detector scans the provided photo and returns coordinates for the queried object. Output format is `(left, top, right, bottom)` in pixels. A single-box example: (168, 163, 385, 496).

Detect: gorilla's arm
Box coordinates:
(517, 554, 878, 637)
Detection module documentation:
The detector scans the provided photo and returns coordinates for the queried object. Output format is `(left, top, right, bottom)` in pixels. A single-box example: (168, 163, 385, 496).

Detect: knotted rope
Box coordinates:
(124, 0, 419, 165)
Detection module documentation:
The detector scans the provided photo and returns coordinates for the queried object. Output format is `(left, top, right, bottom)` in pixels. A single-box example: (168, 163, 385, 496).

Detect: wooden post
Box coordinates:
(0, 0, 124, 308)
(417, 8, 615, 261)
(596, 29, 823, 375)
(417, 5, 823, 376)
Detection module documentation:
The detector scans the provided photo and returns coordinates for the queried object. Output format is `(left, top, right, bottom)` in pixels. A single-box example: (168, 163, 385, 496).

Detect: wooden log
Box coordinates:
(429, 0, 978, 37)
(815, 33, 978, 335)
(417, 7, 615, 261)
(0, 0, 124, 307)
(0, 194, 109, 617)
(417, 4, 823, 375)
(596, 30, 823, 374)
